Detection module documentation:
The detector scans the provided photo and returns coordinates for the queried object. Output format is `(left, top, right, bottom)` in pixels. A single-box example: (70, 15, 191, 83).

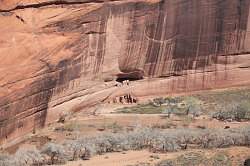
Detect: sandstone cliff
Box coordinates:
(0, 0, 250, 144)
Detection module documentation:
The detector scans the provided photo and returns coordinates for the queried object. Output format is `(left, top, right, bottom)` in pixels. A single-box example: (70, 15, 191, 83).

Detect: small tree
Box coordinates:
(162, 107, 173, 118)
(65, 140, 91, 161)
(188, 105, 202, 118)
(184, 97, 202, 116)
(153, 97, 166, 106)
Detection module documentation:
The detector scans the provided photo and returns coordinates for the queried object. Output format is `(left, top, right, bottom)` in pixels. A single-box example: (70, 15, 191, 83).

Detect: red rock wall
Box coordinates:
(0, 0, 250, 144)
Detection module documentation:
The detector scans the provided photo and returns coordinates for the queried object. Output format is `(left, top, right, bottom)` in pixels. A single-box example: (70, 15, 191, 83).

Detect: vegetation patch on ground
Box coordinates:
(156, 151, 232, 166)
(116, 88, 250, 122)
(1, 126, 250, 165)
(116, 96, 203, 117)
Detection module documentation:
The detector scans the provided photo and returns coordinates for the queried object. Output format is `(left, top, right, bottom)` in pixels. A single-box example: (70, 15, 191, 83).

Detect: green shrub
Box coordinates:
(162, 107, 173, 118)
(156, 152, 207, 166)
(153, 97, 166, 106)
(209, 152, 231, 166)
(165, 97, 179, 105)
(184, 97, 202, 116)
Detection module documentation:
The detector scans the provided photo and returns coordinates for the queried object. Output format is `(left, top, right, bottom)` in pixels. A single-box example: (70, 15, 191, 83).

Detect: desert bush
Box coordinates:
(157, 152, 232, 166)
(41, 143, 68, 165)
(201, 128, 250, 148)
(0, 154, 17, 166)
(213, 101, 250, 121)
(73, 128, 191, 154)
(65, 140, 85, 161)
(150, 136, 180, 152)
(2, 126, 250, 165)
(15, 148, 44, 166)
(68, 135, 99, 160)
(125, 129, 150, 150)
(65, 139, 95, 160)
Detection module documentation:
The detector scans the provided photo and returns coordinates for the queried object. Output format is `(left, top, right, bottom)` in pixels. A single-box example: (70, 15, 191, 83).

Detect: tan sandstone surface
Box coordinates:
(0, 0, 250, 144)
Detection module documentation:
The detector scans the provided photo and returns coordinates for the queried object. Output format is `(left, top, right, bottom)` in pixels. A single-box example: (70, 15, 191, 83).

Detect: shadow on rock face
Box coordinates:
(116, 70, 144, 83)
(245, 159, 250, 166)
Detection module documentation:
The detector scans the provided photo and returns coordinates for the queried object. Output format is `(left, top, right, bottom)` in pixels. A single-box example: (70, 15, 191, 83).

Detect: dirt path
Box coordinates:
(65, 150, 177, 166)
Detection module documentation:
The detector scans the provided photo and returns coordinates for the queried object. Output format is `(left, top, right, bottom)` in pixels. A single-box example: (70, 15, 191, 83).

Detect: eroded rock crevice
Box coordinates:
(0, 0, 109, 12)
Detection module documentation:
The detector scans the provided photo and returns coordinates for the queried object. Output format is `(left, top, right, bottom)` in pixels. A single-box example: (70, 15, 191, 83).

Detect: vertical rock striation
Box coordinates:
(0, 0, 250, 144)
